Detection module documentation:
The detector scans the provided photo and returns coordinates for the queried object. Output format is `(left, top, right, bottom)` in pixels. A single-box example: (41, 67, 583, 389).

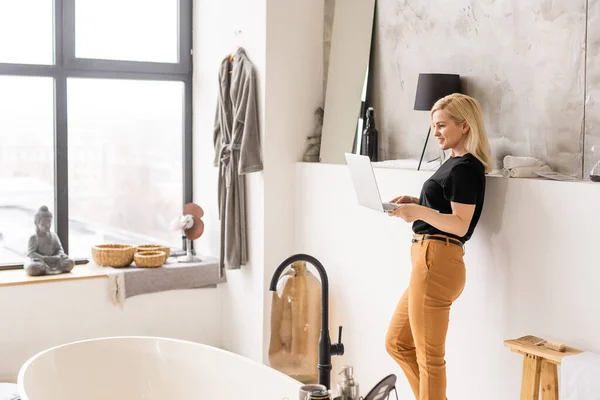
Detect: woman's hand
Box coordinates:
(390, 195, 418, 204)
(388, 204, 424, 223)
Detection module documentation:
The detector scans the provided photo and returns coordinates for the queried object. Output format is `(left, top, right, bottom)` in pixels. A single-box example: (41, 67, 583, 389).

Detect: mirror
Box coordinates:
(351, 66, 370, 157)
(319, 0, 376, 164)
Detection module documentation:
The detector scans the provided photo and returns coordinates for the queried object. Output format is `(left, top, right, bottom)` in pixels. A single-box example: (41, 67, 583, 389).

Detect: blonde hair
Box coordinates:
(431, 93, 493, 173)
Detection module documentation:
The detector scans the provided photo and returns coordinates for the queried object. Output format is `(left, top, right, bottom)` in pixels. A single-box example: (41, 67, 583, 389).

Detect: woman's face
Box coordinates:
(431, 110, 468, 152)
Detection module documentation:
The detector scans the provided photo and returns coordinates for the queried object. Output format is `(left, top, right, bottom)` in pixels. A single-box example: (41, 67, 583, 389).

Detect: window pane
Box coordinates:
(0, 76, 55, 265)
(0, 1, 54, 64)
(67, 78, 184, 259)
(75, 0, 179, 63)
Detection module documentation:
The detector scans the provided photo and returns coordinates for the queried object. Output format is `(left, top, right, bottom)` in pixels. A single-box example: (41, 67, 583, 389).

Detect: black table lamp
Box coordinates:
(414, 73, 461, 170)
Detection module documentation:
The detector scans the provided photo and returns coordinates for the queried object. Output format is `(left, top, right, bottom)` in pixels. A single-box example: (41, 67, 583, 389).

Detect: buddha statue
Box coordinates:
(24, 206, 75, 276)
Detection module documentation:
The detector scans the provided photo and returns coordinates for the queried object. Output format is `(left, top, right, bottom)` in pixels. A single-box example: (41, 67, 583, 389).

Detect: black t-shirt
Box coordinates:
(412, 153, 486, 242)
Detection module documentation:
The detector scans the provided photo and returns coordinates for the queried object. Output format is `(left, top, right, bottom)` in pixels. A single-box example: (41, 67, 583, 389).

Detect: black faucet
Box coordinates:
(269, 253, 344, 390)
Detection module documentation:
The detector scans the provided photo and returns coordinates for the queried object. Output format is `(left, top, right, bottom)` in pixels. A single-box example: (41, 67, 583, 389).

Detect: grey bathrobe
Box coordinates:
(214, 47, 263, 271)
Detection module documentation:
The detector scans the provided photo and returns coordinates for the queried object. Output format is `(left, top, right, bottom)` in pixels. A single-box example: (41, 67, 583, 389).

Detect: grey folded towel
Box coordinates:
(88, 257, 224, 306)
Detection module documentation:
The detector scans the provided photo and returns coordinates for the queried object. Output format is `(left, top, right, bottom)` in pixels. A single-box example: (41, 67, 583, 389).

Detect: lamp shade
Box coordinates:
(414, 73, 461, 111)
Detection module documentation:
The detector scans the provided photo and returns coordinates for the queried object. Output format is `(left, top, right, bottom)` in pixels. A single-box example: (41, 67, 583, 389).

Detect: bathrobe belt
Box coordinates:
(219, 142, 242, 187)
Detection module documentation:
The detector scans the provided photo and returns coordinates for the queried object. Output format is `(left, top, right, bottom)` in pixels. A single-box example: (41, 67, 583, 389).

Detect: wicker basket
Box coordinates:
(134, 250, 165, 268)
(92, 244, 136, 268)
(136, 244, 170, 261)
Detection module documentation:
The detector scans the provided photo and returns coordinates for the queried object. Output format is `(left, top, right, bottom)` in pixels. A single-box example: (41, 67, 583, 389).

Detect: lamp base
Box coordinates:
(176, 238, 201, 263)
(417, 127, 431, 171)
(418, 127, 446, 171)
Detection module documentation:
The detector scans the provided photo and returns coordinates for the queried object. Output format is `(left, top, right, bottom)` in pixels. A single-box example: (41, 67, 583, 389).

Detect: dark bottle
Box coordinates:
(360, 107, 378, 161)
(591, 146, 600, 182)
(591, 161, 600, 182)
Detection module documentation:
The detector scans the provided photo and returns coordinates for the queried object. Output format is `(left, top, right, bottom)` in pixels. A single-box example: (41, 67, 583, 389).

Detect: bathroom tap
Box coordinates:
(269, 253, 344, 390)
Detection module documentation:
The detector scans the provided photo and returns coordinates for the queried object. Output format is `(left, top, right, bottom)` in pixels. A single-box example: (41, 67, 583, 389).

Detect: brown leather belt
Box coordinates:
(412, 235, 464, 248)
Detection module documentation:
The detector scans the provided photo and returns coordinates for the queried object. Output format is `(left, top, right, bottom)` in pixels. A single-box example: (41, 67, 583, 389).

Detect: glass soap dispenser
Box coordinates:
(337, 365, 359, 400)
(268, 261, 322, 384)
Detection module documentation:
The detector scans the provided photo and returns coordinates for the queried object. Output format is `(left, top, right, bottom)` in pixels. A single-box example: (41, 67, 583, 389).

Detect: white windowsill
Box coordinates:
(0, 265, 107, 288)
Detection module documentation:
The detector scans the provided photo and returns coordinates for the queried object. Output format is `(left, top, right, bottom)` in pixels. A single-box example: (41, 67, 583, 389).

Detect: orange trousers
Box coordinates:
(385, 235, 466, 400)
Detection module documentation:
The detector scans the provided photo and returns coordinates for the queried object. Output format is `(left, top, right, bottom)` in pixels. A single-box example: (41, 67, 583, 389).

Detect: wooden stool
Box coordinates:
(504, 335, 582, 400)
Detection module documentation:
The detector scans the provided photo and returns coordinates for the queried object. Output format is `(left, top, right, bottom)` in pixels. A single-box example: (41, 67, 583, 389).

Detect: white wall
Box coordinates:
(295, 162, 600, 399)
(192, 0, 266, 362)
(262, 0, 324, 363)
(0, 279, 220, 382)
(193, 0, 324, 363)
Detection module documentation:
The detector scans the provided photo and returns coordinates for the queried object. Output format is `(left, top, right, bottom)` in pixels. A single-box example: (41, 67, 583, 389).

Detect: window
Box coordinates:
(75, 0, 179, 63)
(67, 79, 184, 259)
(0, 0, 193, 268)
(0, 77, 55, 265)
(0, 1, 54, 64)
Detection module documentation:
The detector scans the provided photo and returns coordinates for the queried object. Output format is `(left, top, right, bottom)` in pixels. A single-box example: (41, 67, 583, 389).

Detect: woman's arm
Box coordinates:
(418, 202, 475, 237)
(389, 202, 475, 237)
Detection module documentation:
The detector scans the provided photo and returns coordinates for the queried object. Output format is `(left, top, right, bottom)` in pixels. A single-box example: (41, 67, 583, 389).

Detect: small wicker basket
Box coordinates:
(92, 244, 136, 268)
(136, 244, 170, 261)
(134, 250, 165, 268)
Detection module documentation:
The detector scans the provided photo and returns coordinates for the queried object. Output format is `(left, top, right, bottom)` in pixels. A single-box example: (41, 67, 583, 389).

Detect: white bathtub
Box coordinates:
(18, 336, 302, 400)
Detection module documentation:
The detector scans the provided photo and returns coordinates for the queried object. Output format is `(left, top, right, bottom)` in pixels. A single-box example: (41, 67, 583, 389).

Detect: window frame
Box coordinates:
(0, 0, 194, 270)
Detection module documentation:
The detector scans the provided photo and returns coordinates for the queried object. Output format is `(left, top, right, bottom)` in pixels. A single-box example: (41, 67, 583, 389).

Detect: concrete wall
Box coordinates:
(586, 0, 600, 176)
(325, 0, 600, 178)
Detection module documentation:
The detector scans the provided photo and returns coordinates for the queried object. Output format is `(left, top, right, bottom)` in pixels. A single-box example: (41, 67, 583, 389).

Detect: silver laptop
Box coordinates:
(344, 153, 400, 213)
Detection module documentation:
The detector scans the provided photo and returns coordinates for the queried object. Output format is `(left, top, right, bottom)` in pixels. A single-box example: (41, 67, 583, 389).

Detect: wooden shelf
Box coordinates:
(0, 266, 107, 288)
(504, 335, 582, 364)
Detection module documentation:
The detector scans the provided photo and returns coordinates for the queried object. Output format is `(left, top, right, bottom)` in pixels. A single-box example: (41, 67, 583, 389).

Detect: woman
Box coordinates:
(385, 93, 492, 400)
